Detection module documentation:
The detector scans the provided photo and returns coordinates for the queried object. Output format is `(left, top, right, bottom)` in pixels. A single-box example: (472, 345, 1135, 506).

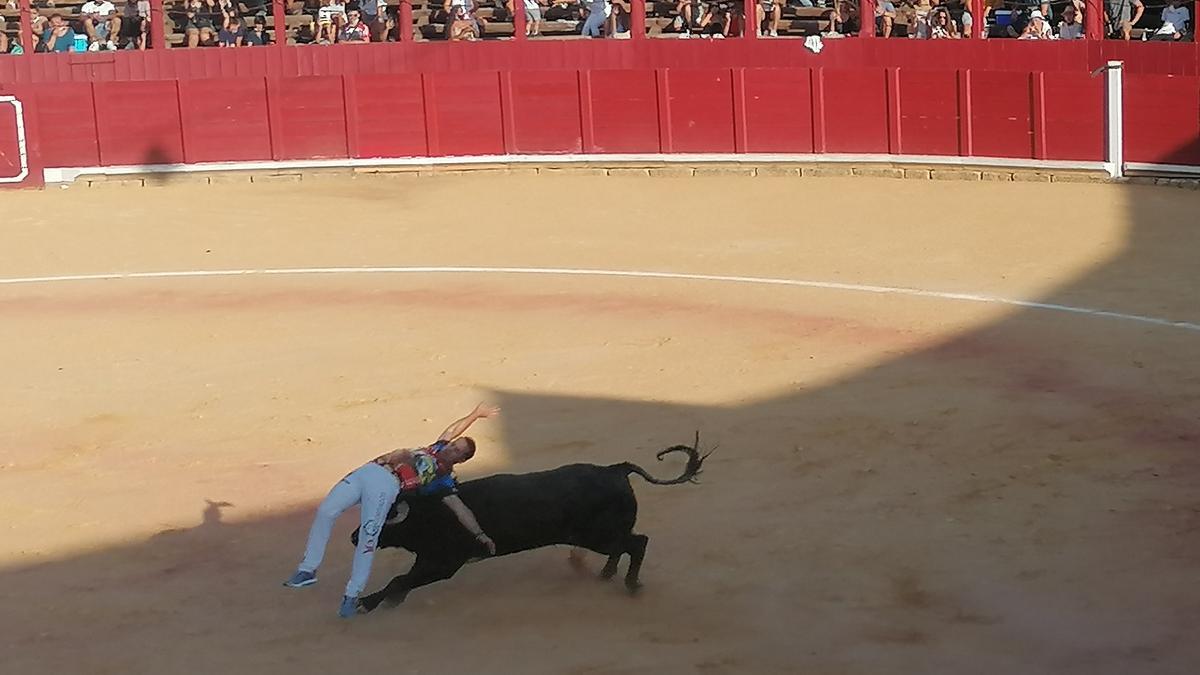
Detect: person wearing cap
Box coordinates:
(1017, 9, 1054, 38)
(282, 403, 500, 618)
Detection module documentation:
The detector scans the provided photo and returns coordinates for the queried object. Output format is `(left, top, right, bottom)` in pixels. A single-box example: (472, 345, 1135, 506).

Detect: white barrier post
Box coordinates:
(0, 96, 30, 185)
(1105, 60, 1124, 179)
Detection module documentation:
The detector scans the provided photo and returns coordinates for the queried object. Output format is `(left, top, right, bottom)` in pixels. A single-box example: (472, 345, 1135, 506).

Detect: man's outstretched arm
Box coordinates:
(437, 403, 500, 442)
(442, 494, 495, 554)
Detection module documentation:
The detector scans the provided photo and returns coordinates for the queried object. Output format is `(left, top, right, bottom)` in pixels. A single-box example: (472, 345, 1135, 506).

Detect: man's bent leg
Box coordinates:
(297, 471, 362, 574)
(344, 464, 400, 599)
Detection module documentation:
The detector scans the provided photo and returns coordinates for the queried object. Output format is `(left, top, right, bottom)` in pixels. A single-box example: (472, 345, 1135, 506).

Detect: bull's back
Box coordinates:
(459, 464, 635, 551)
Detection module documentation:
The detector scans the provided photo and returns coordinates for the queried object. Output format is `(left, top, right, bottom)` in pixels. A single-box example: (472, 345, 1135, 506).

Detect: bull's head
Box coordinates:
(349, 496, 446, 550)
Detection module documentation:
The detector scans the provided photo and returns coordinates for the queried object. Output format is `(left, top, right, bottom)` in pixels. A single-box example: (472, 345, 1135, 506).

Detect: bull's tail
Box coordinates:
(618, 431, 712, 485)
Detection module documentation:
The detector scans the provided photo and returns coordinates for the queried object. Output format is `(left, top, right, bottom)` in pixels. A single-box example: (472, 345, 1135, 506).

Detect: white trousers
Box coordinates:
(298, 462, 400, 598)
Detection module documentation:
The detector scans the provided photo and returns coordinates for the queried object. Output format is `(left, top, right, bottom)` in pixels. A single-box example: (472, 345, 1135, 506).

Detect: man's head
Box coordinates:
(229, 16, 242, 27)
(348, 8, 361, 23)
(440, 437, 477, 464)
(1063, 5, 1077, 21)
(50, 13, 65, 27)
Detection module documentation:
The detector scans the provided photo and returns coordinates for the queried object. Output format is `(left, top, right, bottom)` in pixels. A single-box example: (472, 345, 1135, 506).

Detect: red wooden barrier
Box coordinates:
(6, 66, 1200, 176)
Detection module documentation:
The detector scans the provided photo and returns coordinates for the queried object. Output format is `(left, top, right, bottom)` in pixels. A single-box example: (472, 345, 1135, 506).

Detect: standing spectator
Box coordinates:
(580, 0, 608, 37)
(1103, 0, 1142, 40)
(875, 0, 895, 37)
(243, 14, 273, 43)
(339, 7, 371, 40)
(38, 14, 77, 52)
(119, 0, 150, 49)
(524, 0, 544, 36)
(81, 0, 120, 50)
(756, 0, 781, 36)
(1058, 3, 1084, 38)
(218, 14, 247, 44)
(358, 0, 388, 41)
(1151, 0, 1189, 40)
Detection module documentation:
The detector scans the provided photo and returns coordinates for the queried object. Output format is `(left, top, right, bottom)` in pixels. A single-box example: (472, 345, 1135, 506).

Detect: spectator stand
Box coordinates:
(0, 0, 1195, 49)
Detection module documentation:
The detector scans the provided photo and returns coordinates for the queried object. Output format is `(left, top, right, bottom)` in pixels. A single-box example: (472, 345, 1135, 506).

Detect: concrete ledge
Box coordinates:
(251, 173, 303, 184)
(853, 167, 905, 179)
(47, 160, 1193, 191)
(606, 167, 652, 177)
(931, 169, 982, 181)
(755, 166, 803, 177)
(804, 166, 854, 178)
(647, 167, 695, 178)
(693, 166, 757, 177)
(1011, 171, 1053, 183)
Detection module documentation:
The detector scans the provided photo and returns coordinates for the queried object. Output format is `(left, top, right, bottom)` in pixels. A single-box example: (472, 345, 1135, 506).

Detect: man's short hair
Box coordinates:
(460, 436, 477, 460)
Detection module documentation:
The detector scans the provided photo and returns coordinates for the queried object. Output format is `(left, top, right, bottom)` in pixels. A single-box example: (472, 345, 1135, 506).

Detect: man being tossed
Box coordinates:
(283, 403, 500, 618)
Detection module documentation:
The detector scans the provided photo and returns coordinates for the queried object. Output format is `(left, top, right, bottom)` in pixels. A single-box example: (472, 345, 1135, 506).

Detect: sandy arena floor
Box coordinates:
(1, 173, 1198, 674)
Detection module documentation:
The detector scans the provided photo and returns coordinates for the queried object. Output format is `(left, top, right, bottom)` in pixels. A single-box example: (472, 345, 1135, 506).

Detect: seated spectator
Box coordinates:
(119, 0, 150, 49)
(756, 0, 781, 36)
(543, 0, 582, 29)
(580, 0, 607, 37)
(38, 14, 77, 52)
(218, 14, 246, 44)
(608, 0, 630, 36)
(444, 0, 480, 40)
(875, 0, 895, 37)
(1103, 0, 1142, 40)
(243, 14, 273, 43)
(183, 0, 220, 47)
(674, 0, 707, 35)
(1018, 9, 1053, 38)
(926, 6, 958, 37)
(316, 0, 348, 43)
(81, 0, 121, 50)
(0, 24, 12, 55)
(1151, 0, 1189, 40)
(698, 0, 734, 37)
(339, 7, 371, 40)
(831, 0, 859, 35)
(1057, 3, 1083, 38)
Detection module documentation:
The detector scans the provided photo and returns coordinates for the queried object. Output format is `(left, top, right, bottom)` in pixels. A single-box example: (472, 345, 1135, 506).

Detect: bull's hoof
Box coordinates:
(624, 579, 643, 594)
(598, 565, 618, 581)
(359, 592, 385, 613)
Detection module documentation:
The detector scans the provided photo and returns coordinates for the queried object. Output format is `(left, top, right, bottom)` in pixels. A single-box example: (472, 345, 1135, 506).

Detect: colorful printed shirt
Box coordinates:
(373, 440, 458, 496)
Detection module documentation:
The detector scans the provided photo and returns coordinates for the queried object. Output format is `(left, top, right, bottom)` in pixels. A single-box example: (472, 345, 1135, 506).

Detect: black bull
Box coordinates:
(350, 439, 708, 613)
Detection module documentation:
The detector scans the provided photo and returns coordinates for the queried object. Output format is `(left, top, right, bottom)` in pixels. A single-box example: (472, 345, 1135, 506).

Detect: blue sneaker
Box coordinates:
(282, 570, 317, 588)
(338, 595, 361, 619)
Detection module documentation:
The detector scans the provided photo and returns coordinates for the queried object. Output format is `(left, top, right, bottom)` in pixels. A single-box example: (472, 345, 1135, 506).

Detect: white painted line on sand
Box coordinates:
(1, 266, 1197, 334)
